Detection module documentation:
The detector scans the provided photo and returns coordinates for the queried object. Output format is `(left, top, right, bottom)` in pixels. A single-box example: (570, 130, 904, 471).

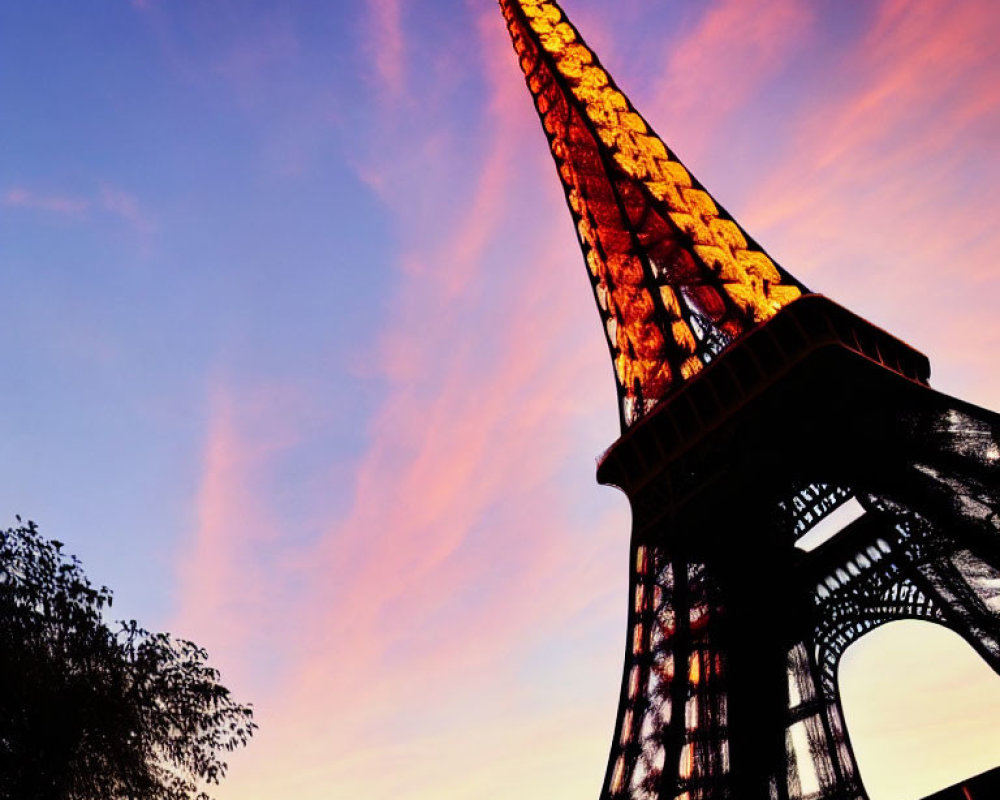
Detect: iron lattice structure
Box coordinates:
(499, 2, 1000, 799)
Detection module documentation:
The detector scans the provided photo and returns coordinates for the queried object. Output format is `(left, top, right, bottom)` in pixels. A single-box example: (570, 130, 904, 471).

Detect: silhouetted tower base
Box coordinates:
(597, 295, 1000, 800)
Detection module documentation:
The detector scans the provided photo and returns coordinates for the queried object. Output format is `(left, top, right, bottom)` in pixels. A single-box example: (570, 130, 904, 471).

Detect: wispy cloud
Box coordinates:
(651, 0, 815, 157)
(4, 183, 156, 239)
(100, 184, 155, 235)
(365, 0, 405, 97)
(737, 0, 1000, 403)
(210, 12, 301, 110)
(173, 7, 627, 799)
(173, 381, 309, 690)
(3, 186, 91, 216)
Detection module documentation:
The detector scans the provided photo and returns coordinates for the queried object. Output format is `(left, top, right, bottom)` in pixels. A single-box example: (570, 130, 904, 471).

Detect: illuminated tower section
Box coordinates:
(500, 0, 805, 428)
(499, 2, 1000, 799)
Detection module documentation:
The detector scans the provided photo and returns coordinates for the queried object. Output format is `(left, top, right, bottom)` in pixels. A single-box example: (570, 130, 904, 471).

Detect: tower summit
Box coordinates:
(499, 0, 806, 428)
(500, 2, 1000, 800)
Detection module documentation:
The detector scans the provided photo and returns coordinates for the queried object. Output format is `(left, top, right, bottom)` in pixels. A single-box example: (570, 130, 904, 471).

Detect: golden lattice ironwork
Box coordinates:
(500, 0, 805, 427)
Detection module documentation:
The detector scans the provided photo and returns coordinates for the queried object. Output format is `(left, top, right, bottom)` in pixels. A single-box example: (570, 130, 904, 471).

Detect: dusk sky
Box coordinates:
(2, 1, 1000, 799)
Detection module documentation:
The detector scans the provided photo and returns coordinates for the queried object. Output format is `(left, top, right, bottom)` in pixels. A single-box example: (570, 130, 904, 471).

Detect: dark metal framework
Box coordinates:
(595, 297, 1000, 800)
(498, 2, 1000, 799)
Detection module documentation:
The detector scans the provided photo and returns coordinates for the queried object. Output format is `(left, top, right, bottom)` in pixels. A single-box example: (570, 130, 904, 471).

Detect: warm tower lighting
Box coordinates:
(499, 0, 804, 427)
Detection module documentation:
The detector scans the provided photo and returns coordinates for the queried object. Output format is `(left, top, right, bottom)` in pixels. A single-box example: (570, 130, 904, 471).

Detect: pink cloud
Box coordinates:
(173, 380, 312, 662)
(173, 7, 629, 798)
(735, 0, 1000, 408)
(792, 1, 999, 176)
(174, 387, 269, 658)
(211, 14, 300, 106)
(100, 184, 155, 234)
(651, 0, 815, 158)
(365, 0, 405, 97)
(3, 186, 91, 215)
(4, 183, 156, 241)
(744, 0, 1000, 233)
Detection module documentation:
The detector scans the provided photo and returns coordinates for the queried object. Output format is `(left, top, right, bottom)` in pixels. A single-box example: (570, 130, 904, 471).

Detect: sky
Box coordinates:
(1, 1, 1000, 799)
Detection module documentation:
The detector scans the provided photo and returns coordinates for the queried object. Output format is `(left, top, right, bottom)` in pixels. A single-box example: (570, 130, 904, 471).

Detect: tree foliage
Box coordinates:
(0, 519, 256, 800)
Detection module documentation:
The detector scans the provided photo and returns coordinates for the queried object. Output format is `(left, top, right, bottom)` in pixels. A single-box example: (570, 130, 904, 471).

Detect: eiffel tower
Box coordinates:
(498, 2, 1000, 799)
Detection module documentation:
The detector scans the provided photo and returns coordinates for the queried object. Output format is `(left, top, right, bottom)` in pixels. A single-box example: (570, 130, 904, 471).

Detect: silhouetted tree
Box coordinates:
(0, 519, 256, 800)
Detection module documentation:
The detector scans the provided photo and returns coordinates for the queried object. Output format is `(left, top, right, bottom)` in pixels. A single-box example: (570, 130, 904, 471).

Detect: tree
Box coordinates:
(0, 519, 256, 800)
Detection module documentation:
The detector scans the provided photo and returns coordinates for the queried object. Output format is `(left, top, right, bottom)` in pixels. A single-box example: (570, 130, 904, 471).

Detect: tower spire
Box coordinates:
(500, 0, 805, 427)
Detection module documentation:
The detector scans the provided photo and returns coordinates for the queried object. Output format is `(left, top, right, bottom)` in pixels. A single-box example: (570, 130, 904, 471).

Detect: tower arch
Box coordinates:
(838, 620, 1000, 800)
